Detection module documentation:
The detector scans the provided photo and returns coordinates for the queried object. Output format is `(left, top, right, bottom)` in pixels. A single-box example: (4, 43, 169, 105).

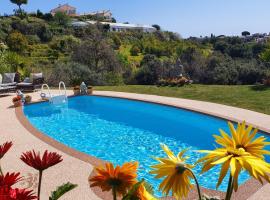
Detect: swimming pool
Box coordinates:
(23, 95, 269, 196)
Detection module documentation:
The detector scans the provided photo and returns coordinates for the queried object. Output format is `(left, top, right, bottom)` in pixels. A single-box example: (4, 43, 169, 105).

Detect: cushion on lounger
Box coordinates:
(0, 82, 17, 87)
(2, 73, 15, 84)
(30, 73, 43, 82)
(23, 77, 31, 83)
(17, 82, 32, 86)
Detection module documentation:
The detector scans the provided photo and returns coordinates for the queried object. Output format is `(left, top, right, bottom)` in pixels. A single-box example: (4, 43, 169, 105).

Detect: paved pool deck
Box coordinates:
(0, 90, 270, 200)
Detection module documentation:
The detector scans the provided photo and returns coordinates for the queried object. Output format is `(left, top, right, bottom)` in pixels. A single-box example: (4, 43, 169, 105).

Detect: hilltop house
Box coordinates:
(50, 4, 112, 20)
(50, 4, 77, 16)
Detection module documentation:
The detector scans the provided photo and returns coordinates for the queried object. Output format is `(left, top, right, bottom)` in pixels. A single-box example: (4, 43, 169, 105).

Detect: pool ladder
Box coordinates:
(41, 81, 68, 104)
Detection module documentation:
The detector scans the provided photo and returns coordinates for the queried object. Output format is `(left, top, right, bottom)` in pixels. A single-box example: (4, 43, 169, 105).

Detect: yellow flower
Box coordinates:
(198, 121, 270, 192)
(150, 144, 197, 200)
(215, 121, 270, 158)
(199, 147, 270, 191)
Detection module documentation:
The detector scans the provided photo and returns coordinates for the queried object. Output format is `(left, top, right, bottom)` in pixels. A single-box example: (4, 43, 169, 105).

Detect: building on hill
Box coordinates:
(82, 10, 112, 20)
(72, 20, 157, 33)
(50, 4, 77, 16)
(50, 4, 112, 20)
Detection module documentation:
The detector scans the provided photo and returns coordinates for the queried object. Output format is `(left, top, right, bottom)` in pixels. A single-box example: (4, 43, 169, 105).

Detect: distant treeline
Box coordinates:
(0, 10, 270, 86)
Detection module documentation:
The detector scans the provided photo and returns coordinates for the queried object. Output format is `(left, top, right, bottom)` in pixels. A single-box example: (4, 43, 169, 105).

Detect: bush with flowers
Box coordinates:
(157, 76, 189, 87)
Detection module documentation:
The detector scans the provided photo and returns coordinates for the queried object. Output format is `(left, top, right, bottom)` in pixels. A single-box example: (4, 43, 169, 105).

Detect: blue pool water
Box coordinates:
(23, 96, 269, 196)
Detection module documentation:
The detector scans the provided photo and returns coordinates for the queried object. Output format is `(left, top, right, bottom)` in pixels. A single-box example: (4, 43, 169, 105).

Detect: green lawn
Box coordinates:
(95, 85, 270, 115)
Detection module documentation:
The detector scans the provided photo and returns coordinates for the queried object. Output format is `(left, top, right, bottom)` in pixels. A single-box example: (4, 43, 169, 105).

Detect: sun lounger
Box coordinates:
(0, 86, 17, 94)
(0, 73, 18, 94)
(17, 73, 44, 92)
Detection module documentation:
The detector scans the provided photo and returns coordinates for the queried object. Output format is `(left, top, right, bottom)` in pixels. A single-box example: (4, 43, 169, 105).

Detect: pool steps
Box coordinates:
(40, 81, 67, 104)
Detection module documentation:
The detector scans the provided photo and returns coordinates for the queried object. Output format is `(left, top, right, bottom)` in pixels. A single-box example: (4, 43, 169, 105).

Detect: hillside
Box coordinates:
(0, 11, 270, 87)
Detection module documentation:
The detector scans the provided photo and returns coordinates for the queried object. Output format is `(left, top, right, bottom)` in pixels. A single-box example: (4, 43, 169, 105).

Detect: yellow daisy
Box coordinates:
(198, 121, 270, 199)
(214, 121, 270, 158)
(150, 144, 201, 200)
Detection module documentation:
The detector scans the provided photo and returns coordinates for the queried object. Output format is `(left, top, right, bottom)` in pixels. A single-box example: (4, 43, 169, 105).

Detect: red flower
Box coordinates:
(20, 150, 63, 171)
(12, 96, 21, 103)
(0, 186, 10, 200)
(0, 173, 21, 188)
(0, 142, 13, 159)
(9, 188, 37, 200)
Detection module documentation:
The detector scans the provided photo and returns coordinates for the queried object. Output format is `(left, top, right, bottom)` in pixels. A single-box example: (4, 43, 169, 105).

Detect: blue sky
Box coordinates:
(1, 0, 270, 38)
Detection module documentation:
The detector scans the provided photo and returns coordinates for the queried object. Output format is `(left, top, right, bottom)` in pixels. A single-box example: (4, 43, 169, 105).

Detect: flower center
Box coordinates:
(108, 178, 122, 187)
(236, 144, 246, 151)
(175, 163, 186, 174)
(227, 147, 246, 157)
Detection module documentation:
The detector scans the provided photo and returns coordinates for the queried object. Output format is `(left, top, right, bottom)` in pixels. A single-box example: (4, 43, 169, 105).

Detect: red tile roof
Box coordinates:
(51, 4, 76, 13)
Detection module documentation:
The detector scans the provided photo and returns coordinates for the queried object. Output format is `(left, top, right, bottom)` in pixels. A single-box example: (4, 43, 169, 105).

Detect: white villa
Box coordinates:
(72, 21, 157, 33)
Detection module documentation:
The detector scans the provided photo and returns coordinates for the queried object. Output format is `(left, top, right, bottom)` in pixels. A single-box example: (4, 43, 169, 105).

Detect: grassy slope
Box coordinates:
(95, 85, 270, 115)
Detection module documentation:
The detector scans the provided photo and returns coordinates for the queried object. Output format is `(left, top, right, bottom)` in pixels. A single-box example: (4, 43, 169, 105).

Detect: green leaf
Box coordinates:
(143, 181, 154, 195)
(49, 182, 78, 200)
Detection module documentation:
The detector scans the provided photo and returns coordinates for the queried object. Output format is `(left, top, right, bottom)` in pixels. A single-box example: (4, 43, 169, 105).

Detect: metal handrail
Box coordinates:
(41, 84, 52, 99)
(58, 81, 67, 98)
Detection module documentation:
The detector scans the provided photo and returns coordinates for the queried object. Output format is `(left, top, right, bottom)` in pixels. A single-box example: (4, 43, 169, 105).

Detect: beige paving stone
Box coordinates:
(248, 184, 270, 200)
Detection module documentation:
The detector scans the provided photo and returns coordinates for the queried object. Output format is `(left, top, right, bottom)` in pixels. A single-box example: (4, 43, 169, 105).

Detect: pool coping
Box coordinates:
(15, 93, 269, 200)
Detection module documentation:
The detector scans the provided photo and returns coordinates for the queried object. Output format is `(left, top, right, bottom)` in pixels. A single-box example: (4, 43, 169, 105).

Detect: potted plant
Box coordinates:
(87, 86, 93, 95)
(12, 96, 22, 107)
(25, 95, 32, 104)
(73, 86, 80, 95)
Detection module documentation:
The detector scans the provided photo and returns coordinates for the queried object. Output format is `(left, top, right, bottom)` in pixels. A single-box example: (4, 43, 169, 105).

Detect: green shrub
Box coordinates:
(263, 70, 270, 86)
(26, 35, 40, 45)
(50, 35, 80, 53)
(37, 26, 53, 42)
(112, 34, 121, 50)
(6, 31, 28, 53)
(105, 72, 124, 85)
(130, 45, 140, 56)
(54, 12, 70, 26)
(260, 48, 270, 62)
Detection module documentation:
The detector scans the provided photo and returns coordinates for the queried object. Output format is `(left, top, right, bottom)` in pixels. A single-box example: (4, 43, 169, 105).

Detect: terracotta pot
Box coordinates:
(13, 101, 22, 107)
(87, 87, 93, 95)
(25, 96, 32, 104)
(73, 88, 80, 96)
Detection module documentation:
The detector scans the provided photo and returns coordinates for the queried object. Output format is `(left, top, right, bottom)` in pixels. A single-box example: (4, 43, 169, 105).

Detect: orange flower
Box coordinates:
(89, 162, 138, 197)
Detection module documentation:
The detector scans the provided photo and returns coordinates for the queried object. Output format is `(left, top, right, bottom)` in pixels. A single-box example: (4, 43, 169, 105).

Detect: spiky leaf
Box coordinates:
(49, 182, 77, 200)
